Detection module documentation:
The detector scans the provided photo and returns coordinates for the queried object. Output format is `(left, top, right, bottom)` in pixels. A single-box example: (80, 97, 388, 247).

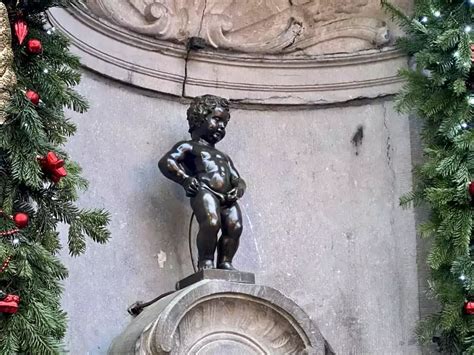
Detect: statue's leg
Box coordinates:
(217, 203, 242, 270)
(191, 190, 221, 270)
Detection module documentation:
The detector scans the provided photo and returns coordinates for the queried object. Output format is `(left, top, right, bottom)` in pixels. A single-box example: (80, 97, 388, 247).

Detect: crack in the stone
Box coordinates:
(197, 0, 208, 38)
(227, 94, 396, 111)
(182, 0, 208, 97)
(382, 102, 393, 169)
(382, 101, 397, 232)
(182, 49, 190, 97)
(382, 102, 397, 243)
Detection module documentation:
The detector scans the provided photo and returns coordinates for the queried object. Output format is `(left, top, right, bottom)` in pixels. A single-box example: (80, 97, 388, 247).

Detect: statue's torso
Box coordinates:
(184, 142, 234, 194)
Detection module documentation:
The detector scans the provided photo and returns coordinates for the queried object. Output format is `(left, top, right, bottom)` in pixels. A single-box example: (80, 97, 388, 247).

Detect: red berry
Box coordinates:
(27, 38, 42, 54)
(13, 213, 28, 229)
(25, 90, 40, 105)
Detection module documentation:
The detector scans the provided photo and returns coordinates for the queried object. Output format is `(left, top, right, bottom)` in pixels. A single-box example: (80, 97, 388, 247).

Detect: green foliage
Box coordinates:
(0, 0, 110, 353)
(382, 0, 474, 352)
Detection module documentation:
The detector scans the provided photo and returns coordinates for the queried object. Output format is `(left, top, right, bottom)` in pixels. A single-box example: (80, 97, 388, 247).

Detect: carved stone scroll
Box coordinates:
(84, 0, 401, 55)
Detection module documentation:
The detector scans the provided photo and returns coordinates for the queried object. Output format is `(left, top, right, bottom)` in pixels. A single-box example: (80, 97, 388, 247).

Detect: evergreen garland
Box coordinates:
(0, 0, 110, 353)
(382, 0, 474, 353)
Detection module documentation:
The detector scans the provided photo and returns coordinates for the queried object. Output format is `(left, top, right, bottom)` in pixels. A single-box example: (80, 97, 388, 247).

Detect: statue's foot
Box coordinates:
(198, 259, 214, 270)
(217, 261, 236, 270)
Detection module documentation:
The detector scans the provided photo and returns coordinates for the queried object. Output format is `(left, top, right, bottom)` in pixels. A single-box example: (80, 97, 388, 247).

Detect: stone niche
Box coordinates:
(50, 1, 419, 354)
(48, 0, 411, 105)
(109, 272, 334, 354)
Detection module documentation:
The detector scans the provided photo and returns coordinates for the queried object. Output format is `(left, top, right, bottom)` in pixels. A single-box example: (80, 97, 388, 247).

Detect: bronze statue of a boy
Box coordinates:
(159, 95, 246, 271)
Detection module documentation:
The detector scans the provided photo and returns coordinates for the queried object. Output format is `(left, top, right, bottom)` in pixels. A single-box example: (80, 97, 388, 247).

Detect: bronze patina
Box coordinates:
(159, 95, 246, 271)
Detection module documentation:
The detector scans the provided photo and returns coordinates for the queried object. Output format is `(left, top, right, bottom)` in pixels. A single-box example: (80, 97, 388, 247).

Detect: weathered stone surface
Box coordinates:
(60, 71, 420, 354)
(109, 279, 331, 354)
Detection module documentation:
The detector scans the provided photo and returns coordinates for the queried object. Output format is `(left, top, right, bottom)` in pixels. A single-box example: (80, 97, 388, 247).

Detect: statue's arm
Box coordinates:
(229, 157, 246, 197)
(158, 142, 192, 185)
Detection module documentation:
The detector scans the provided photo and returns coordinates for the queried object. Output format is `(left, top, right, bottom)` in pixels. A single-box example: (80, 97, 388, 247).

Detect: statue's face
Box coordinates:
(200, 107, 230, 144)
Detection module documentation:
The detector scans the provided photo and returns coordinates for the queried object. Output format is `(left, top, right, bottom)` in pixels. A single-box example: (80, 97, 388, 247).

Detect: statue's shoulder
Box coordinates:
(172, 140, 195, 151)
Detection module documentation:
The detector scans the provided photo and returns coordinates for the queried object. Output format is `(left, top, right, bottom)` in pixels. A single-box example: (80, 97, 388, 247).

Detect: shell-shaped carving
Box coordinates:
(107, 280, 330, 354)
(171, 298, 304, 354)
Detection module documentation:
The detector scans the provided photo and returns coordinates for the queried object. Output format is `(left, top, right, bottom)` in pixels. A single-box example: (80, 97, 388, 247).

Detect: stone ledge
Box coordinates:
(48, 6, 407, 106)
(176, 269, 255, 290)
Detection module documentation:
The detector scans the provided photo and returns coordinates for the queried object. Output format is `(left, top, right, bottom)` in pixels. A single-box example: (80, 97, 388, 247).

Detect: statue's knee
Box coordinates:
(228, 221, 243, 236)
(201, 215, 221, 232)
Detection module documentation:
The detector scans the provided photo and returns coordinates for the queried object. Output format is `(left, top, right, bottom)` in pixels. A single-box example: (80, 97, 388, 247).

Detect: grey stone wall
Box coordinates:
(60, 70, 420, 354)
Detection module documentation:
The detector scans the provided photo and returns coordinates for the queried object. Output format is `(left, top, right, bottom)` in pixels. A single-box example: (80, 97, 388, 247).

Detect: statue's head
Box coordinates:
(187, 95, 230, 144)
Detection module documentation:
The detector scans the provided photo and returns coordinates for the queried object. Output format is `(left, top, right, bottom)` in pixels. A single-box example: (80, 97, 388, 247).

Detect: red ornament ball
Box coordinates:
(27, 39, 42, 54)
(25, 90, 40, 105)
(13, 212, 28, 229)
(465, 301, 474, 315)
(0, 294, 20, 314)
(469, 181, 474, 199)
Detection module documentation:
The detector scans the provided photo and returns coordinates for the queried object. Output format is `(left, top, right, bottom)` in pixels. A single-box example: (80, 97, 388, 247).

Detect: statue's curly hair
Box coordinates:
(186, 95, 230, 133)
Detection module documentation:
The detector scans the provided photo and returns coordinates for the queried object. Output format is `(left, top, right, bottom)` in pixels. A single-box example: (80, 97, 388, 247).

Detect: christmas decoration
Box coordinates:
(1, 255, 11, 273)
(464, 301, 474, 315)
(0, 294, 19, 314)
(25, 89, 39, 105)
(13, 212, 28, 229)
(0, 209, 22, 235)
(26, 38, 42, 54)
(14, 18, 27, 44)
(0, 0, 110, 353)
(469, 181, 474, 199)
(0, 228, 18, 236)
(0, 2, 16, 124)
(382, 0, 474, 352)
(39, 151, 67, 183)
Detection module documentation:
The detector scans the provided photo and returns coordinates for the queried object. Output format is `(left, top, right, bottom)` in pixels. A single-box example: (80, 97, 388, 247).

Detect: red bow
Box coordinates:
(39, 152, 67, 183)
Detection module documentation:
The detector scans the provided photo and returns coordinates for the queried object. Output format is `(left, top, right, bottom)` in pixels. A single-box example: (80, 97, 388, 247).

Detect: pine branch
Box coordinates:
(385, 0, 474, 352)
(0, 1, 110, 353)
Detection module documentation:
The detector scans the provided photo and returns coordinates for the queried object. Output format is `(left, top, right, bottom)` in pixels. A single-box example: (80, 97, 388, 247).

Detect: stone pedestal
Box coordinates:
(109, 271, 333, 354)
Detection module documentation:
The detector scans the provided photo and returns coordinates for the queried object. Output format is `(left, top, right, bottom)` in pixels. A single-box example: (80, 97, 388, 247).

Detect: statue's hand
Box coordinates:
(183, 177, 200, 197)
(236, 185, 245, 198)
(226, 188, 239, 203)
